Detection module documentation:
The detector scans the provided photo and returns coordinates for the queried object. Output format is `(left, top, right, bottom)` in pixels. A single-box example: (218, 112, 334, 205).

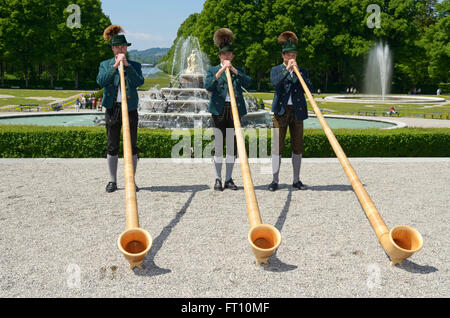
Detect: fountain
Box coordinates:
(364, 41, 392, 100)
(325, 41, 445, 104)
(137, 36, 272, 129)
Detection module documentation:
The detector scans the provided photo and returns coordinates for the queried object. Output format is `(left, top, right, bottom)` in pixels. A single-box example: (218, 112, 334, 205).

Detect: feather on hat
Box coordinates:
(213, 28, 234, 53)
(278, 31, 298, 53)
(103, 25, 131, 47)
(103, 25, 124, 42)
(277, 31, 298, 45)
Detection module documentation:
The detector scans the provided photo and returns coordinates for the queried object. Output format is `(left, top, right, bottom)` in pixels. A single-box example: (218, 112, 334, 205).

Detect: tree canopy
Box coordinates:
(0, 0, 112, 89)
(0, 0, 447, 92)
(161, 0, 449, 93)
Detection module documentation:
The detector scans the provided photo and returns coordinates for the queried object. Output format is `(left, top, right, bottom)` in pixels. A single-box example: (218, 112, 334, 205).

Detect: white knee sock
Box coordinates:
(133, 154, 138, 176)
(272, 154, 281, 183)
(292, 153, 302, 183)
(213, 156, 222, 181)
(225, 154, 235, 182)
(107, 154, 118, 183)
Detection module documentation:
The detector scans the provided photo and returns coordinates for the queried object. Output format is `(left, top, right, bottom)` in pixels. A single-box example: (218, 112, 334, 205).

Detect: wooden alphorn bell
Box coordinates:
(293, 65, 423, 265)
(116, 61, 153, 269)
(225, 68, 281, 264)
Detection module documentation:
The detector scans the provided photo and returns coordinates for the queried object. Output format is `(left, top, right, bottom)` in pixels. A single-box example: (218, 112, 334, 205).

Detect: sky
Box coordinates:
(100, 0, 206, 51)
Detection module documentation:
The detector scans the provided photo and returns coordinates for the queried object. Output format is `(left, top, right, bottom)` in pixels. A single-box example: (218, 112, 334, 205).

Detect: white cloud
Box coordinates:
(125, 32, 172, 50)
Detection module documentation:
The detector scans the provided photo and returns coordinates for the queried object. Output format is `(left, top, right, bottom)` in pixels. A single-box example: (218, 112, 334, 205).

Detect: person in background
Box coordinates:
(388, 106, 398, 116)
(98, 97, 103, 111)
(75, 98, 80, 112)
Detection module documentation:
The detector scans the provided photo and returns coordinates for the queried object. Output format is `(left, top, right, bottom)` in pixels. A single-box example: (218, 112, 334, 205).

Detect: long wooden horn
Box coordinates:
(293, 65, 423, 265)
(116, 61, 153, 269)
(225, 68, 281, 264)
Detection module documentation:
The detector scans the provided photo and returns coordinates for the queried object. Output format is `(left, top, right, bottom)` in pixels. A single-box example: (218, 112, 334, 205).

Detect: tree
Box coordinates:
(0, 0, 111, 89)
(190, 0, 271, 88)
(1, 0, 49, 88)
(418, 0, 450, 83)
(165, 0, 448, 92)
(59, 0, 111, 89)
(0, 0, 7, 87)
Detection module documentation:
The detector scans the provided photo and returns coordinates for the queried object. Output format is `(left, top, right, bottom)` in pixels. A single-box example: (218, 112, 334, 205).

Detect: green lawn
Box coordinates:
(245, 92, 275, 101)
(0, 89, 85, 98)
(139, 72, 172, 91)
(313, 98, 450, 118)
(245, 92, 450, 118)
(0, 89, 91, 109)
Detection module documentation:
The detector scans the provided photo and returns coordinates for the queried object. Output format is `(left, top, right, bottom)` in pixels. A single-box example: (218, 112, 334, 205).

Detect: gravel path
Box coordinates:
(0, 158, 448, 298)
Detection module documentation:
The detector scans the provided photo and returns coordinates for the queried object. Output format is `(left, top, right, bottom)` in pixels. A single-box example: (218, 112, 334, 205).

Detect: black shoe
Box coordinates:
(106, 182, 117, 193)
(268, 181, 278, 191)
(292, 181, 307, 190)
(214, 179, 223, 191)
(224, 178, 238, 190)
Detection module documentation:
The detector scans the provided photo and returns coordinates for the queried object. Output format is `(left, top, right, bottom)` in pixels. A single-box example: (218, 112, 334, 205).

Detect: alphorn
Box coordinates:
(293, 65, 423, 265)
(225, 68, 281, 264)
(116, 61, 153, 269)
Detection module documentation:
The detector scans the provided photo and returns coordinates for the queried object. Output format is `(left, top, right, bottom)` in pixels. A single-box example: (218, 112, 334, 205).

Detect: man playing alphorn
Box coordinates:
(96, 25, 144, 193)
(268, 31, 313, 191)
(205, 28, 252, 191)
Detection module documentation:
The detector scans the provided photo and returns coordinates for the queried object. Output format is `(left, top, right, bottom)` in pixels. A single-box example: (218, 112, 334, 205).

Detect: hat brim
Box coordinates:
(219, 45, 234, 53)
(282, 48, 298, 53)
(111, 43, 132, 47)
(282, 41, 297, 53)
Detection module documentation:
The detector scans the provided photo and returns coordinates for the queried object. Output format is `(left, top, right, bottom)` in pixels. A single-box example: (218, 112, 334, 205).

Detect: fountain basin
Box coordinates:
(159, 88, 210, 99)
(0, 112, 401, 129)
(180, 73, 204, 88)
(324, 95, 446, 104)
(137, 110, 272, 128)
(141, 99, 209, 113)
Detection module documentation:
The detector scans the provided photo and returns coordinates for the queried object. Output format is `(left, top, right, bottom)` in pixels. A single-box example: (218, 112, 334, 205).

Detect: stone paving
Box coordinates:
(0, 158, 448, 298)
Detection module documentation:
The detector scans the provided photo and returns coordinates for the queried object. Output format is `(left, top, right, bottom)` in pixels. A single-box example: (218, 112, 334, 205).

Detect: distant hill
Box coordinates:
(128, 48, 170, 65)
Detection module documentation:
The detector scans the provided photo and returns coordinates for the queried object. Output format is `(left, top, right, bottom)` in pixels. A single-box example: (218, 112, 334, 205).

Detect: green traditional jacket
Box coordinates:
(96, 57, 144, 111)
(204, 65, 252, 117)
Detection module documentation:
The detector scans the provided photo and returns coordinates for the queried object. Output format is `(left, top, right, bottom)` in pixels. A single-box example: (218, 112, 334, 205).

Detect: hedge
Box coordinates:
(0, 125, 449, 158)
